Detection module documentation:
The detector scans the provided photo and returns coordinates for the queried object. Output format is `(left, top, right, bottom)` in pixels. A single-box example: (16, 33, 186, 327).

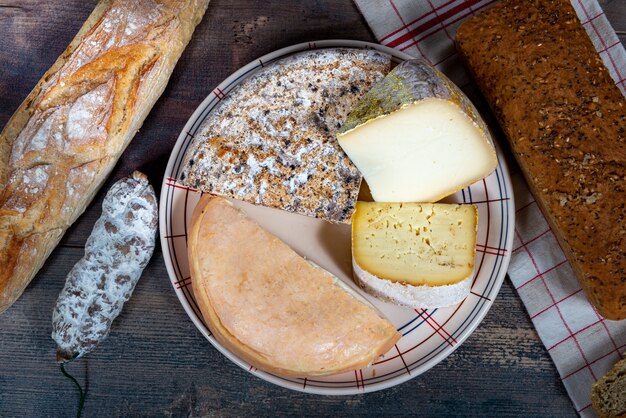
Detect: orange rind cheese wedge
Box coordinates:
(188, 195, 400, 378)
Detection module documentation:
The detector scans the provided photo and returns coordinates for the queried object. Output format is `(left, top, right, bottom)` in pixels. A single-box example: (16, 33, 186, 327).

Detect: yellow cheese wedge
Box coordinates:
(188, 196, 400, 378)
(337, 59, 497, 202)
(352, 202, 477, 308)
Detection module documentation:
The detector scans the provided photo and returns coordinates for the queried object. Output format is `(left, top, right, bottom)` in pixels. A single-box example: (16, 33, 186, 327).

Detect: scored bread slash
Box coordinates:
(180, 48, 392, 223)
(51, 171, 158, 363)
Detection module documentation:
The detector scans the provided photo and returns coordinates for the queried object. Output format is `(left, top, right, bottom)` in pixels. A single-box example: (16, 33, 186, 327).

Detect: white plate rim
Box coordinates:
(159, 39, 516, 395)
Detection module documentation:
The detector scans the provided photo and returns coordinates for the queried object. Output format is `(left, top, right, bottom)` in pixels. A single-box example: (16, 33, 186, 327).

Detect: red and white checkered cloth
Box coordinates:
(354, 0, 626, 415)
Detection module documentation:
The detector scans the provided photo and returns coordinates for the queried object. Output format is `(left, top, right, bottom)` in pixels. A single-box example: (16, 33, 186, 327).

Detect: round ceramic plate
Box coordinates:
(160, 40, 515, 395)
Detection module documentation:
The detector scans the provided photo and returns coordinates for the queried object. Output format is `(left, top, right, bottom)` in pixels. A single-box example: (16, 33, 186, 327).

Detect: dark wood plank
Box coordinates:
(0, 247, 574, 417)
(0, 0, 623, 416)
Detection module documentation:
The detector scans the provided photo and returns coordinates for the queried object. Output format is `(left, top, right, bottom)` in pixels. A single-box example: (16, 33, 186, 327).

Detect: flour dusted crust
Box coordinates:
(180, 48, 391, 223)
(51, 172, 157, 362)
(0, 0, 208, 313)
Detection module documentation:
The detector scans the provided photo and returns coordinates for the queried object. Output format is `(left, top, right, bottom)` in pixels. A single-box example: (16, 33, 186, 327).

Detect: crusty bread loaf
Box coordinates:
(592, 355, 626, 418)
(456, 0, 626, 320)
(0, 0, 209, 313)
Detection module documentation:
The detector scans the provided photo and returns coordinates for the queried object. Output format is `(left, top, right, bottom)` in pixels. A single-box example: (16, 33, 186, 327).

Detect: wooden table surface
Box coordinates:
(0, 1, 624, 417)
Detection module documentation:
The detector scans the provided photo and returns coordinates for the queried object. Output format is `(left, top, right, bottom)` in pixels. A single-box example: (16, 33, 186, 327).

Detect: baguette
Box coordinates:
(456, 0, 626, 319)
(0, 0, 209, 313)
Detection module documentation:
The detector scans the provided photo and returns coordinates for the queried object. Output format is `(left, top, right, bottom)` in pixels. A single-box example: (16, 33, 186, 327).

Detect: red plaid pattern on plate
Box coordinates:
(355, 0, 626, 415)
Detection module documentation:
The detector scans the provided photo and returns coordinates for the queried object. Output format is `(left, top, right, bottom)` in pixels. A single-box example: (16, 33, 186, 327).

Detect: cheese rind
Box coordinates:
(181, 48, 391, 223)
(352, 202, 477, 308)
(353, 259, 472, 308)
(337, 59, 497, 203)
(339, 59, 485, 134)
(189, 196, 400, 377)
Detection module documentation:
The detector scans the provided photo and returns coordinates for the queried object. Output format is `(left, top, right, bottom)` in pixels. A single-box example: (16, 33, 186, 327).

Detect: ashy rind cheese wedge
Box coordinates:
(337, 59, 497, 203)
(352, 202, 478, 308)
(188, 196, 400, 378)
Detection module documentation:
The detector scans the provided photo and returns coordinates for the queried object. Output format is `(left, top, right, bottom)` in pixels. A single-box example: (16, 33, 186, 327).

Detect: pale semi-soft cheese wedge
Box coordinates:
(188, 196, 400, 378)
(337, 59, 497, 203)
(352, 202, 477, 308)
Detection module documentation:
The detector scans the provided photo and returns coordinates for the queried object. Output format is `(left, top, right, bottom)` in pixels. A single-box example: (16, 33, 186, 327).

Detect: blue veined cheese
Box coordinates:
(352, 202, 477, 308)
(337, 59, 497, 203)
(180, 48, 392, 223)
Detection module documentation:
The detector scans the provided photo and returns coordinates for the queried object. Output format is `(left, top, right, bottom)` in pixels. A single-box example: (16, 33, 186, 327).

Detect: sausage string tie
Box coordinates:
(60, 362, 86, 418)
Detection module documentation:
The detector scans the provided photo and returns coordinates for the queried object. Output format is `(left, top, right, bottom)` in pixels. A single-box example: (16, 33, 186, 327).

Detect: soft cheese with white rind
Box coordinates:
(337, 59, 497, 203)
(181, 48, 391, 224)
(188, 196, 400, 378)
(352, 202, 477, 308)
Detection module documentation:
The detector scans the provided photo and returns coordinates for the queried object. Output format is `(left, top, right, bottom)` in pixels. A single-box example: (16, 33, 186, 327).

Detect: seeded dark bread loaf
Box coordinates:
(592, 355, 626, 418)
(456, 0, 626, 320)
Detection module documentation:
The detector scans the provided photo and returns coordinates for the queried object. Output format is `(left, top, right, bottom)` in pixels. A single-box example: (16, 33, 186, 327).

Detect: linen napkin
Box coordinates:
(354, 0, 626, 415)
